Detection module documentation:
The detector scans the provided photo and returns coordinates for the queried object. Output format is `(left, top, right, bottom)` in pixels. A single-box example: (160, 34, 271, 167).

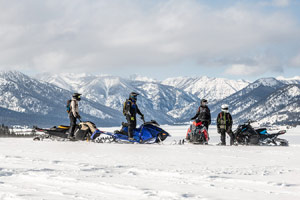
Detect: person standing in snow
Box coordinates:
(68, 93, 81, 139)
(123, 92, 144, 140)
(191, 99, 211, 130)
(216, 104, 234, 145)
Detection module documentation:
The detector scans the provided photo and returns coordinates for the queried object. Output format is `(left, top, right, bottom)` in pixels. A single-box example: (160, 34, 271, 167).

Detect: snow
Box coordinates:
(129, 74, 157, 83)
(276, 76, 300, 84)
(1, 125, 300, 200)
(256, 78, 281, 87)
(162, 76, 249, 103)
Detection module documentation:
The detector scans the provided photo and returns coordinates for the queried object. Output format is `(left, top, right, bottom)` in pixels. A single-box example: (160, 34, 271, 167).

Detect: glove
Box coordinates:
(77, 115, 81, 120)
(217, 128, 221, 134)
(190, 117, 196, 121)
(141, 115, 144, 121)
(130, 116, 135, 121)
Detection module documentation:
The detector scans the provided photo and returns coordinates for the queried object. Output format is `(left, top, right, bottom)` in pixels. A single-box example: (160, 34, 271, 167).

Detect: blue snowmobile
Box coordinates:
(233, 120, 288, 146)
(97, 120, 170, 144)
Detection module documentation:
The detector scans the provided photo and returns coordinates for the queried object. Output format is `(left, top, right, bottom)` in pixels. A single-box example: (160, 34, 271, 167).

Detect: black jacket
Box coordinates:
(124, 99, 143, 118)
(216, 111, 233, 130)
(191, 105, 211, 125)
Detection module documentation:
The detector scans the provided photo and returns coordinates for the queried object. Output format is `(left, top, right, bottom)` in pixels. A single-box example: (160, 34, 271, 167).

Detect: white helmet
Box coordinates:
(221, 104, 229, 112)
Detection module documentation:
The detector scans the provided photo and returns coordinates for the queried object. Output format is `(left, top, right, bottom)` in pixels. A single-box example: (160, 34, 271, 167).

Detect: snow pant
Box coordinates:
(69, 114, 77, 137)
(202, 121, 209, 132)
(126, 115, 136, 138)
(220, 129, 234, 145)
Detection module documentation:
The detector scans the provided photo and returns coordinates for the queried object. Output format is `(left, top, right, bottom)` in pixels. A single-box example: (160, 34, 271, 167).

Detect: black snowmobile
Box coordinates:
(33, 121, 102, 141)
(233, 120, 288, 146)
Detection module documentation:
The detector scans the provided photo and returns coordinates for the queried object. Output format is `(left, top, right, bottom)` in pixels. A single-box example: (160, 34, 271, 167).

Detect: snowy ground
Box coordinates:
(0, 125, 300, 200)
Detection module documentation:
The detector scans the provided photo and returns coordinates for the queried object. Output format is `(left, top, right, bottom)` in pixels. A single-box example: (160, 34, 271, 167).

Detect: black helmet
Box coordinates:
(72, 93, 81, 101)
(201, 99, 207, 103)
(201, 99, 207, 105)
(129, 92, 139, 101)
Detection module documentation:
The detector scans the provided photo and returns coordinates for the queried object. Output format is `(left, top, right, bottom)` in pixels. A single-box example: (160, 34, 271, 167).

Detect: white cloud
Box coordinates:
(290, 53, 300, 67)
(225, 64, 263, 76)
(272, 0, 290, 7)
(259, 0, 290, 7)
(224, 54, 284, 76)
(0, 0, 299, 75)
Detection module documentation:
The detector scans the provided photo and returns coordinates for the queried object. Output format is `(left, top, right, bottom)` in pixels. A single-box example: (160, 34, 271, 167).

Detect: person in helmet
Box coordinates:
(123, 92, 144, 140)
(191, 99, 211, 130)
(216, 104, 233, 145)
(68, 93, 82, 139)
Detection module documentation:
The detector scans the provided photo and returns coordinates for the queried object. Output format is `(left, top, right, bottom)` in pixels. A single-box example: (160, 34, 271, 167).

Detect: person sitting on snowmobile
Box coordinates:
(123, 92, 144, 140)
(68, 93, 81, 139)
(216, 104, 234, 145)
(190, 99, 211, 130)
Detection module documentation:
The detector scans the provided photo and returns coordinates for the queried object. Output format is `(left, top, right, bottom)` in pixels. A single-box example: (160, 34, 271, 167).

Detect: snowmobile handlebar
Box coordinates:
(139, 116, 145, 124)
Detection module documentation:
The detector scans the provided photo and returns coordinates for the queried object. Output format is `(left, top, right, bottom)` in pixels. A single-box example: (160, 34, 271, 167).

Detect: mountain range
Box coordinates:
(0, 70, 299, 127)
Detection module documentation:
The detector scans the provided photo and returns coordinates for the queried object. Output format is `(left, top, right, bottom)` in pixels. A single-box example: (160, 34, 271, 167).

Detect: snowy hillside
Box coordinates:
(0, 71, 123, 127)
(1, 70, 300, 126)
(37, 73, 200, 123)
(210, 78, 286, 122)
(277, 76, 300, 85)
(162, 76, 249, 103)
(244, 84, 300, 126)
(210, 78, 300, 126)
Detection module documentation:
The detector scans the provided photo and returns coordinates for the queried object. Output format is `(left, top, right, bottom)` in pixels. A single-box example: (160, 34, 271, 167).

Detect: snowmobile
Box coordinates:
(233, 120, 288, 146)
(97, 120, 170, 144)
(33, 121, 102, 141)
(186, 120, 209, 144)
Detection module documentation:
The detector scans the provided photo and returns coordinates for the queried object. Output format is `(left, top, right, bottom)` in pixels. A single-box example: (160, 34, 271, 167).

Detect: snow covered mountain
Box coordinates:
(37, 73, 200, 123)
(0, 71, 123, 127)
(1, 70, 299, 127)
(276, 76, 300, 84)
(162, 76, 249, 103)
(210, 77, 285, 115)
(210, 78, 300, 125)
(243, 84, 300, 126)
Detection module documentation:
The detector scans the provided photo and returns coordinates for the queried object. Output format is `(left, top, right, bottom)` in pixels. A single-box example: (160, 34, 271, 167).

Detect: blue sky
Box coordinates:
(0, 0, 299, 80)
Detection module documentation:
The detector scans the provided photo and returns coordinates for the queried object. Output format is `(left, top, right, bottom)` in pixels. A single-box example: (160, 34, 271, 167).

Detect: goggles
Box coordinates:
(131, 95, 137, 100)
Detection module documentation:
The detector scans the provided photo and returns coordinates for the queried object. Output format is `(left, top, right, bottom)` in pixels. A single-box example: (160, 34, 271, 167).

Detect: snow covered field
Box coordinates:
(0, 125, 300, 200)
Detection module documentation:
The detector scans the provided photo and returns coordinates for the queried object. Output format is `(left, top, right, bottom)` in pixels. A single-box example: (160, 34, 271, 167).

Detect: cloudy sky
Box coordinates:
(0, 0, 300, 80)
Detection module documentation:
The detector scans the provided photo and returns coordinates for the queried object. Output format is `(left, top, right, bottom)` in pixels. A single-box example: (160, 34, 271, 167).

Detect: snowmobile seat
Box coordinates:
(58, 125, 70, 129)
(256, 128, 267, 135)
(114, 130, 128, 136)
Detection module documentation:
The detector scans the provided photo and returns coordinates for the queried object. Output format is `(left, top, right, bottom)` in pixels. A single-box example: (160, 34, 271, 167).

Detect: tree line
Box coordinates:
(0, 124, 36, 138)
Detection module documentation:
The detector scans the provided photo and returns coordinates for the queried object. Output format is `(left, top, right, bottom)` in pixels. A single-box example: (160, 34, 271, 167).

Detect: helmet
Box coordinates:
(72, 93, 81, 101)
(221, 104, 229, 112)
(201, 99, 208, 105)
(129, 92, 139, 101)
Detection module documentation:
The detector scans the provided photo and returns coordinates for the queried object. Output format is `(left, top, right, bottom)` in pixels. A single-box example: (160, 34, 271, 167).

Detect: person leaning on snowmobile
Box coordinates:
(123, 92, 144, 140)
(217, 104, 234, 146)
(68, 93, 82, 139)
(190, 99, 211, 130)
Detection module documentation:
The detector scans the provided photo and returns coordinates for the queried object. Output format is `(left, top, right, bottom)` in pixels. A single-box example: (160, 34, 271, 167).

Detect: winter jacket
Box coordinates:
(217, 111, 232, 130)
(124, 99, 143, 119)
(70, 98, 80, 118)
(191, 105, 211, 125)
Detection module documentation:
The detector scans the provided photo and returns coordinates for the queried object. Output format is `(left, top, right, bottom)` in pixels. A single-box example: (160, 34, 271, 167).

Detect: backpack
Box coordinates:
(66, 99, 72, 113)
(218, 112, 231, 129)
(123, 99, 129, 116)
